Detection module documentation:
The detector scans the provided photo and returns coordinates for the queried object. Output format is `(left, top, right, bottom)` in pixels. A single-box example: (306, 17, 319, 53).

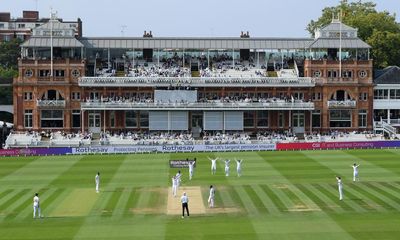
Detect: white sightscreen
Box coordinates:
(149, 111, 188, 130)
(170, 111, 188, 130)
(224, 111, 243, 130)
(203, 111, 223, 130)
(149, 111, 168, 130)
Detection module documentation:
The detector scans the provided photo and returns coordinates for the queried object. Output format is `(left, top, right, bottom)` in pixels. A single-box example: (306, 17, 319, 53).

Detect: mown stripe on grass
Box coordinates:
(123, 187, 139, 216)
(234, 185, 258, 214)
(259, 184, 288, 212)
(295, 184, 335, 212)
(362, 182, 400, 210)
(372, 182, 400, 205)
(110, 188, 132, 220)
(0, 189, 29, 213)
(242, 185, 269, 213)
(251, 185, 280, 214)
(326, 183, 376, 212)
(101, 187, 124, 217)
(226, 185, 246, 210)
(0, 189, 13, 202)
(280, 186, 308, 211)
(313, 184, 356, 212)
(3, 188, 51, 220)
(349, 183, 395, 211)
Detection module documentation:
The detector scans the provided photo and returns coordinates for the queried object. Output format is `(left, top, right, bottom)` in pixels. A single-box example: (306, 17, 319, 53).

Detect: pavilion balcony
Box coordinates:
(36, 100, 66, 108)
(80, 100, 315, 111)
(327, 100, 357, 108)
(78, 76, 316, 87)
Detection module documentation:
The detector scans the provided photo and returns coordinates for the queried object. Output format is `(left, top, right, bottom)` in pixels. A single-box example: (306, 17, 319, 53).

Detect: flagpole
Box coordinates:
(50, 9, 53, 78)
(339, 9, 342, 81)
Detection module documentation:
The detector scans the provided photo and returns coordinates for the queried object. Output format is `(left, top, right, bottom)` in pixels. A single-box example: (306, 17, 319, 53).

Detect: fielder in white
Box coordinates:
(208, 157, 219, 175)
(336, 176, 343, 200)
(224, 159, 230, 176)
(208, 185, 215, 208)
(95, 172, 100, 193)
(352, 163, 360, 182)
(188, 161, 195, 180)
(235, 158, 243, 177)
(176, 170, 182, 188)
(33, 193, 41, 218)
(172, 176, 178, 197)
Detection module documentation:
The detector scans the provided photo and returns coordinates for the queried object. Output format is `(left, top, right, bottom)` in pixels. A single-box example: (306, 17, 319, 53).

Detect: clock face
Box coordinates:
(359, 70, 367, 78)
(25, 69, 33, 78)
(72, 69, 80, 77)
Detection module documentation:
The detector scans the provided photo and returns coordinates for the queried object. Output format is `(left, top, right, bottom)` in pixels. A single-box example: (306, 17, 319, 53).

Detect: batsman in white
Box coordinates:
(352, 163, 360, 182)
(208, 185, 215, 208)
(208, 157, 219, 175)
(33, 193, 41, 218)
(95, 172, 100, 193)
(235, 158, 243, 177)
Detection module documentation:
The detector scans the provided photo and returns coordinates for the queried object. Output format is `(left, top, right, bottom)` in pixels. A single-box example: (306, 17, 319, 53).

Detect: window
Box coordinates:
(3, 35, 10, 41)
(41, 110, 63, 128)
(329, 110, 351, 128)
(110, 111, 115, 128)
(0, 23, 4, 29)
(243, 111, 255, 128)
(358, 110, 367, 128)
(293, 92, 304, 100)
(257, 111, 268, 127)
(16, 34, 24, 41)
(278, 111, 284, 128)
(342, 70, 352, 78)
(312, 110, 321, 128)
(374, 89, 388, 99)
(389, 89, 400, 99)
(24, 92, 33, 100)
(328, 70, 338, 78)
(359, 92, 368, 101)
(71, 92, 81, 100)
(25, 69, 33, 78)
(54, 70, 65, 77)
(140, 111, 149, 128)
(24, 110, 33, 128)
(313, 92, 321, 100)
(72, 110, 81, 128)
(293, 112, 305, 127)
(18, 24, 26, 28)
(39, 70, 51, 77)
(125, 111, 137, 128)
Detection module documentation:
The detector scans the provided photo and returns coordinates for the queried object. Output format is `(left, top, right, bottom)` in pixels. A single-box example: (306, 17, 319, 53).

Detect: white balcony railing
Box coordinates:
(327, 100, 356, 108)
(78, 76, 316, 87)
(36, 100, 66, 108)
(81, 100, 314, 110)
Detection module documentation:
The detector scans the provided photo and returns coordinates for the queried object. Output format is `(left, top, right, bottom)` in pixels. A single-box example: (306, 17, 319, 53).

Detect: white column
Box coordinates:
(103, 110, 106, 133)
(310, 110, 312, 134)
(182, 49, 185, 67)
(232, 49, 235, 67)
(388, 109, 391, 124)
(157, 49, 160, 66)
(207, 50, 210, 68)
(81, 110, 84, 133)
(107, 48, 110, 69)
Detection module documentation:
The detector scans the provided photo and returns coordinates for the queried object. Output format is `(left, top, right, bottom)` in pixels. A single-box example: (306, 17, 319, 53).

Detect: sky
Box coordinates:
(2, 0, 400, 38)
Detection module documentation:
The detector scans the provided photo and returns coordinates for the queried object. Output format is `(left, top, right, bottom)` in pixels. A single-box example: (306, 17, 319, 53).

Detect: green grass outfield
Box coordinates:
(0, 149, 400, 239)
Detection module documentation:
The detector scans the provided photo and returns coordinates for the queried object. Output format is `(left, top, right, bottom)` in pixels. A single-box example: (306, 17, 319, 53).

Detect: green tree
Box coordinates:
(307, 0, 400, 68)
(0, 39, 21, 69)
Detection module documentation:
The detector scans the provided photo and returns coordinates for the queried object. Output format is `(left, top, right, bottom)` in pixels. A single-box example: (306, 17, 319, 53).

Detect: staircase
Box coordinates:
(374, 120, 397, 137)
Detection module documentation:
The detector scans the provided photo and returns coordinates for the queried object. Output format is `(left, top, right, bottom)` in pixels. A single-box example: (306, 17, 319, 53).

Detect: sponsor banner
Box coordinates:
(277, 141, 400, 150)
(0, 147, 71, 156)
(169, 159, 196, 168)
(72, 144, 276, 154)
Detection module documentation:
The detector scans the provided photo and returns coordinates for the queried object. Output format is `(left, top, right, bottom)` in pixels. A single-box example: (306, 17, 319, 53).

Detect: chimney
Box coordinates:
(0, 12, 11, 22)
